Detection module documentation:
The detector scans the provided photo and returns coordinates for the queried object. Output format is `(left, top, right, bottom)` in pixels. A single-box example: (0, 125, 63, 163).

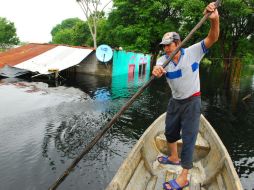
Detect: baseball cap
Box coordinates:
(160, 32, 181, 45)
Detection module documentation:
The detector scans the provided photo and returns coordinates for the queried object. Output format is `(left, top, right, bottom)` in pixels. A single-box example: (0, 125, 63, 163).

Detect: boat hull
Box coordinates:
(106, 113, 243, 190)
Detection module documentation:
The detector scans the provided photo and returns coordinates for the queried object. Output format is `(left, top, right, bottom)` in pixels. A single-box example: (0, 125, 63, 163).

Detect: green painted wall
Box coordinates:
(111, 50, 151, 98)
(112, 50, 151, 76)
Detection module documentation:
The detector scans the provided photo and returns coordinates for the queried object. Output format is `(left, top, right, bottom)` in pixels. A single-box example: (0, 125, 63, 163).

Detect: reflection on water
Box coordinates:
(201, 64, 254, 190)
(0, 65, 254, 189)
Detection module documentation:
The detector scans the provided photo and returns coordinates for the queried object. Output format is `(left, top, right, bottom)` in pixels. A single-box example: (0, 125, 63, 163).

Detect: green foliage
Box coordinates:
(52, 29, 73, 45)
(50, 0, 254, 63)
(201, 58, 212, 66)
(51, 18, 91, 46)
(237, 37, 254, 65)
(0, 0, 252, 77)
(96, 18, 109, 45)
(103, 0, 211, 53)
(242, 53, 254, 65)
(104, 0, 180, 53)
(219, 0, 254, 59)
(0, 17, 19, 49)
(175, 0, 207, 46)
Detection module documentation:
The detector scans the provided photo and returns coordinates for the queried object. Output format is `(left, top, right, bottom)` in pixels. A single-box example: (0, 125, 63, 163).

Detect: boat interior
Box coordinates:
(106, 114, 242, 190)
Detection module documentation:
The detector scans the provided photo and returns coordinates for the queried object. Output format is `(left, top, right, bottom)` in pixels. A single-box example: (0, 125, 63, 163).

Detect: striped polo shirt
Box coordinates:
(156, 40, 208, 99)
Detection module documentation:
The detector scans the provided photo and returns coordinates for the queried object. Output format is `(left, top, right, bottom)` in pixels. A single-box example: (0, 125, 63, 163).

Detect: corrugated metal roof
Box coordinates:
(0, 43, 94, 75)
(15, 46, 93, 74)
(0, 44, 57, 68)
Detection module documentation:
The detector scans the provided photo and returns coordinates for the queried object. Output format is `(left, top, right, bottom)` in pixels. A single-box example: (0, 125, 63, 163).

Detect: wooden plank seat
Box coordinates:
(155, 132, 210, 161)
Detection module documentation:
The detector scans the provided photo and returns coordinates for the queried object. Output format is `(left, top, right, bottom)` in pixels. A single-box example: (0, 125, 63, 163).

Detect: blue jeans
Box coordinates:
(165, 96, 201, 169)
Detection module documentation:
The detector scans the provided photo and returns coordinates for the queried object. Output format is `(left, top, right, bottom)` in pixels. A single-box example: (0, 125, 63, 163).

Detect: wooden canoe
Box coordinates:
(106, 113, 243, 190)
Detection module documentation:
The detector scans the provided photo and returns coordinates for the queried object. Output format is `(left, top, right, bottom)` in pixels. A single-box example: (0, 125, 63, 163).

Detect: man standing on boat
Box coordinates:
(152, 2, 219, 190)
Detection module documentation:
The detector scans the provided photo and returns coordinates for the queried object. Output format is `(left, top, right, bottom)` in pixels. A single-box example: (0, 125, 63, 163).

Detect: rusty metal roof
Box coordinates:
(0, 43, 95, 75)
(0, 44, 57, 68)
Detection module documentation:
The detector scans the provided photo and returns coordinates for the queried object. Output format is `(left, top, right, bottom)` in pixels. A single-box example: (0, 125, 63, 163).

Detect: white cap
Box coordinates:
(160, 32, 181, 45)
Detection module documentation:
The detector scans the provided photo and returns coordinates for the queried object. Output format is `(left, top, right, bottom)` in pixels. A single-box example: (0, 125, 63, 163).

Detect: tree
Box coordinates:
(105, 0, 253, 61)
(51, 18, 91, 46)
(219, 0, 254, 67)
(105, 0, 181, 54)
(0, 17, 19, 50)
(76, 0, 112, 48)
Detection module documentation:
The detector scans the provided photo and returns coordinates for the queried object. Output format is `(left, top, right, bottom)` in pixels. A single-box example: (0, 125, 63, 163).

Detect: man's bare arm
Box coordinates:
(204, 2, 220, 49)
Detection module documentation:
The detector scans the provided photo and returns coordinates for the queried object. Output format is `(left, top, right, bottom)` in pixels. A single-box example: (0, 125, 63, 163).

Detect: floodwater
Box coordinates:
(0, 64, 253, 190)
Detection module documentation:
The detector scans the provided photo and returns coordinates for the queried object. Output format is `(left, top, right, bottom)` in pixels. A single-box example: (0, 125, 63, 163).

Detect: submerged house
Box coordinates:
(0, 43, 152, 80)
(0, 43, 96, 78)
(111, 50, 151, 97)
(112, 50, 151, 79)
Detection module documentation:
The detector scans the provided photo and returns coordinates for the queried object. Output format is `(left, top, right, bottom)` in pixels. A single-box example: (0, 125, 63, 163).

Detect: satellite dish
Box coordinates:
(96, 44, 113, 63)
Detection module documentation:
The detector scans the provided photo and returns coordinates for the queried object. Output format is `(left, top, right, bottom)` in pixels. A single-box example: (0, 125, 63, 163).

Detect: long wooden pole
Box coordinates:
(49, 1, 221, 189)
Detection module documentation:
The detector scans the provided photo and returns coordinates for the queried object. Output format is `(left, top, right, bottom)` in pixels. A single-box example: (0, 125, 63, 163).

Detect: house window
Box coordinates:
(139, 64, 146, 77)
(138, 56, 147, 77)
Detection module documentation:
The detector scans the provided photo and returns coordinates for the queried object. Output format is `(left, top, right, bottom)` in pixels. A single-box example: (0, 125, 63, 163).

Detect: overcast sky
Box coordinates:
(0, 0, 112, 43)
